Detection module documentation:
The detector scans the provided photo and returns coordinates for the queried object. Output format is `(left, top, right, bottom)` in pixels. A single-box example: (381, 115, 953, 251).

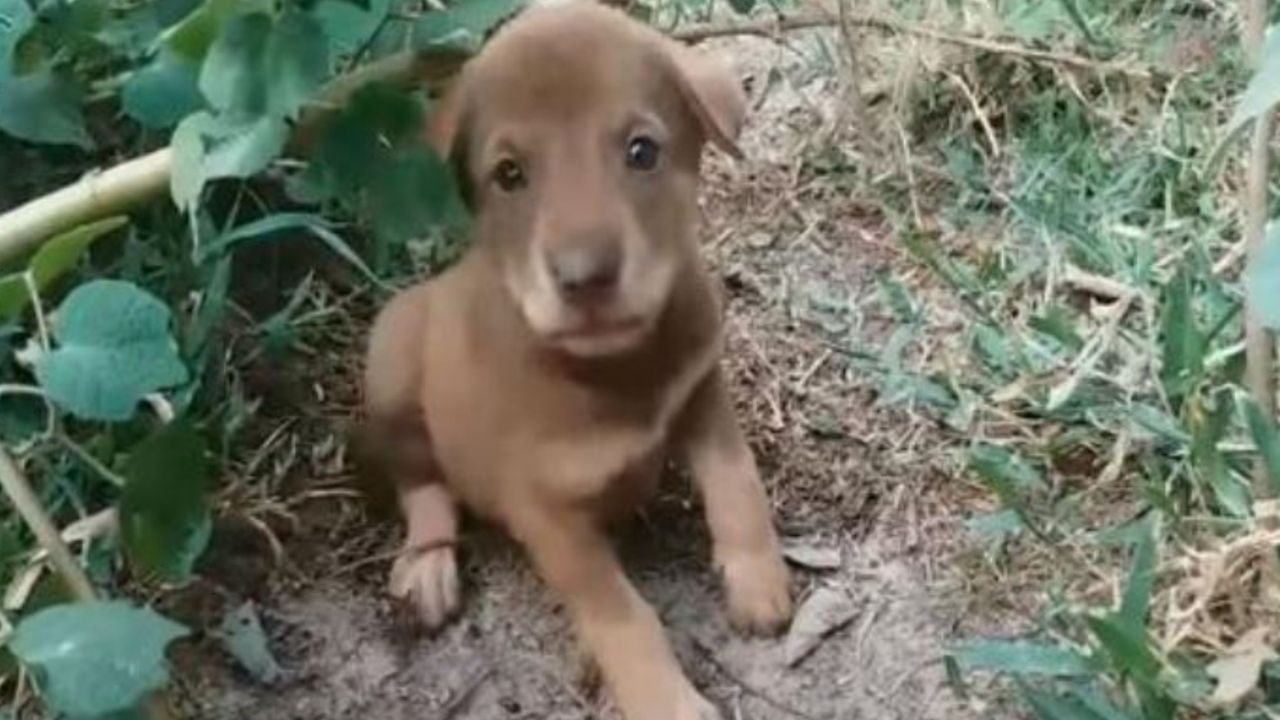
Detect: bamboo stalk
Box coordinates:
(1243, 0, 1276, 495)
(0, 48, 468, 265)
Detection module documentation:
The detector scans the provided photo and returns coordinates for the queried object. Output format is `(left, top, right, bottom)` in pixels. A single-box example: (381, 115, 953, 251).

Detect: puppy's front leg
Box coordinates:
(512, 504, 721, 720)
(390, 482, 461, 628)
(677, 368, 792, 635)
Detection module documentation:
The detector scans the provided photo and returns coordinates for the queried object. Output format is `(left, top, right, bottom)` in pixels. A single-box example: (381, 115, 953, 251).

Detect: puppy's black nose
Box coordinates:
(547, 241, 622, 304)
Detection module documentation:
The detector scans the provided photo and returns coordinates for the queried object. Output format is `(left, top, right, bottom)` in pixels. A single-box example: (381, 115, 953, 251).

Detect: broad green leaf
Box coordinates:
(1086, 613, 1162, 684)
(0, 0, 91, 147)
(0, 392, 47, 447)
(213, 602, 283, 683)
(163, 0, 267, 61)
(1118, 515, 1156, 630)
(366, 149, 470, 245)
(0, 216, 129, 320)
(1159, 267, 1203, 410)
(298, 84, 469, 247)
(412, 0, 525, 51)
(34, 280, 189, 421)
(727, 0, 755, 14)
(199, 12, 270, 116)
(0, 71, 91, 148)
(1246, 223, 1280, 331)
(171, 111, 288, 211)
(120, 419, 211, 581)
(1244, 394, 1280, 495)
(1222, 27, 1280, 143)
(9, 601, 188, 718)
(199, 9, 328, 119)
(122, 50, 204, 129)
(313, 0, 390, 54)
(955, 640, 1093, 677)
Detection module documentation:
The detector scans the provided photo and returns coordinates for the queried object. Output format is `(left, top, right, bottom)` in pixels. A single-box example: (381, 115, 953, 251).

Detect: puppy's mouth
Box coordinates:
(546, 314, 650, 355)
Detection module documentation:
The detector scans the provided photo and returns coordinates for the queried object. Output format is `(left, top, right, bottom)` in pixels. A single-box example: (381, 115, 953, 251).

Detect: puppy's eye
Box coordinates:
(492, 158, 527, 192)
(625, 136, 661, 171)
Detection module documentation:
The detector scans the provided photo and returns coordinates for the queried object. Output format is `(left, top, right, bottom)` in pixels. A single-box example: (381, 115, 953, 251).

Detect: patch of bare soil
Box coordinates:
(176, 32, 1018, 720)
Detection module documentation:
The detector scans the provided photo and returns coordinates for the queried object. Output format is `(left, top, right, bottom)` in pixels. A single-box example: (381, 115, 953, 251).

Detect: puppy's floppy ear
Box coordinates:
(664, 42, 747, 159)
(424, 80, 477, 205)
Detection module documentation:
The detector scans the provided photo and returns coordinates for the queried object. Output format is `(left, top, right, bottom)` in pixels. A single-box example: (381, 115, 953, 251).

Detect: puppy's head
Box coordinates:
(430, 1, 745, 358)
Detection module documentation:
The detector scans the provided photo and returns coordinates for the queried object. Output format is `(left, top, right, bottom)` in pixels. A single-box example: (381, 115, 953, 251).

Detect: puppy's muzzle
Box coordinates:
(546, 238, 623, 306)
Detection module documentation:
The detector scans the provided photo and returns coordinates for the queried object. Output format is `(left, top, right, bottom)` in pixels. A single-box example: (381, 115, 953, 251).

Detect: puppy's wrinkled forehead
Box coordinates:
(457, 4, 679, 141)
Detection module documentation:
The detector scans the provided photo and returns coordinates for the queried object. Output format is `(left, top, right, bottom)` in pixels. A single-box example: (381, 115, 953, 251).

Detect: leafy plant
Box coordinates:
(0, 0, 766, 713)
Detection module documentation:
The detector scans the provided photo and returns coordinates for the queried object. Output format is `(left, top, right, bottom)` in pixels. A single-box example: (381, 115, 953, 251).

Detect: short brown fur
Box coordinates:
(358, 4, 792, 718)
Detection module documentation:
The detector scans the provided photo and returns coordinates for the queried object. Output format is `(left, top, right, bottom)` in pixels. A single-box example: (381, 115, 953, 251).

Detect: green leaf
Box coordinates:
(313, 0, 390, 54)
(9, 601, 189, 718)
(213, 602, 283, 684)
(1159, 267, 1203, 410)
(875, 272, 919, 324)
(1118, 515, 1156, 630)
(0, 71, 91, 148)
(955, 640, 1093, 677)
(0, 216, 129, 321)
(1222, 27, 1280, 143)
(1244, 393, 1280, 495)
(965, 509, 1024, 540)
(727, 0, 755, 14)
(34, 280, 189, 422)
(199, 212, 385, 286)
(171, 111, 288, 211)
(968, 443, 1046, 495)
(1030, 304, 1085, 352)
(299, 84, 469, 248)
(120, 419, 211, 581)
(162, 0, 267, 61)
(1127, 404, 1191, 446)
(199, 12, 270, 116)
(1018, 682, 1130, 720)
(412, 0, 525, 52)
(199, 9, 328, 119)
(1086, 613, 1162, 683)
(1188, 388, 1249, 517)
(122, 50, 204, 129)
(0, 0, 91, 148)
(1247, 223, 1280, 331)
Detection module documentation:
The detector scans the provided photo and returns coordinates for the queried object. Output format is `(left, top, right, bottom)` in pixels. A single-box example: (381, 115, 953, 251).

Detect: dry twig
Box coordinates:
(0, 446, 95, 602)
(673, 10, 1156, 80)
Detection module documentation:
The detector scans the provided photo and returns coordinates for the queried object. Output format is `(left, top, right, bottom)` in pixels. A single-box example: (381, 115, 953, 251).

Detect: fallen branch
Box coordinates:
(673, 10, 1156, 80)
(0, 47, 468, 265)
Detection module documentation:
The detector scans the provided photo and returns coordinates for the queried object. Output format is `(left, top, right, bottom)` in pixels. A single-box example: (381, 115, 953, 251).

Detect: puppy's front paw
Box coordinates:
(389, 543, 461, 629)
(719, 547, 792, 636)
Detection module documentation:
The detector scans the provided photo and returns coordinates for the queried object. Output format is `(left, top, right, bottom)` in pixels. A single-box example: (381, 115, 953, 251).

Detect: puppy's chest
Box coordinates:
(425, 359, 702, 507)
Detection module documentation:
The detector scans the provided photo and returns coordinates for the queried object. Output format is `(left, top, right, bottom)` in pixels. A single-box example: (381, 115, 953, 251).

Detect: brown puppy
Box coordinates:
(359, 3, 792, 718)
